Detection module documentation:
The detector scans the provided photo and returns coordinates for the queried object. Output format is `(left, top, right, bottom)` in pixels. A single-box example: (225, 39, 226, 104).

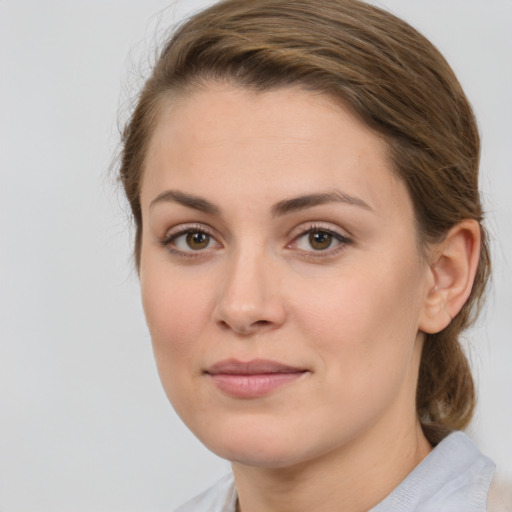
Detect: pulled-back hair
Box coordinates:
(120, 0, 490, 441)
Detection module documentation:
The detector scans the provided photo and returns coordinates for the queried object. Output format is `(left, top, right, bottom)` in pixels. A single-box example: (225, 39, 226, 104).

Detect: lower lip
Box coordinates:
(208, 372, 306, 398)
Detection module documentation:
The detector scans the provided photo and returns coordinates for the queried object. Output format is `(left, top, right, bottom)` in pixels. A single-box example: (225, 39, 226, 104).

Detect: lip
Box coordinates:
(205, 359, 308, 398)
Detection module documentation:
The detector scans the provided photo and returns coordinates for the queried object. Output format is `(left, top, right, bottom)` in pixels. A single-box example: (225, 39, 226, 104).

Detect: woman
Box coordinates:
(119, 0, 495, 510)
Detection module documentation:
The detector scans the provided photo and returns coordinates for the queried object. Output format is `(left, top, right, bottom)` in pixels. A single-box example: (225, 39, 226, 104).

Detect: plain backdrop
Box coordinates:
(1, 1, 511, 510)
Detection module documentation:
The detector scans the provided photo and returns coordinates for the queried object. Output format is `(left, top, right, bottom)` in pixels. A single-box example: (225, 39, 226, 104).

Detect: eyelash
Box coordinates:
(159, 223, 352, 259)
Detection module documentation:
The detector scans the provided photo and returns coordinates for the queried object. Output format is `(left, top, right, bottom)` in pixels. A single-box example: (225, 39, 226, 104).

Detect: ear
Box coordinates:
(419, 220, 481, 334)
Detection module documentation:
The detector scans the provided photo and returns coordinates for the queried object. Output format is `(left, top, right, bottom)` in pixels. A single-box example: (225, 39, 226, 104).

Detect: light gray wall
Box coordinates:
(1, 1, 510, 510)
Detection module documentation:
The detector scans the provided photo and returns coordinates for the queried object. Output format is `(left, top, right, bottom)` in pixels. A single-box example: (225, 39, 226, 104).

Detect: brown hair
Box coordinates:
(119, 0, 490, 440)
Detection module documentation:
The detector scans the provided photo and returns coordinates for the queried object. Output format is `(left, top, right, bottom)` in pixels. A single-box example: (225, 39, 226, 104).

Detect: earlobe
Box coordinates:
(419, 220, 481, 334)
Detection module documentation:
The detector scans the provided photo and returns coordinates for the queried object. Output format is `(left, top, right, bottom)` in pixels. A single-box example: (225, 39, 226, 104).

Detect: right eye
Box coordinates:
(163, 227, 222, 255)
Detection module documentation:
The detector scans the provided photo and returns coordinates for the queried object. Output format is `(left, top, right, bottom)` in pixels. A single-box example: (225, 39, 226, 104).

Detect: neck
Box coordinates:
(232, 417, 431, 512)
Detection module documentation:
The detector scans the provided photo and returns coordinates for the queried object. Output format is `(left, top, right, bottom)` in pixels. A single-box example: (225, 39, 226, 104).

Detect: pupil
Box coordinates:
(186, 231, 209, 250)
(309, 230, 332, 250)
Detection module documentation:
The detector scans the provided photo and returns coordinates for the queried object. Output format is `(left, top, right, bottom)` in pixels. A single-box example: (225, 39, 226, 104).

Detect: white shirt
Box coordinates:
(175, 431, 495, 512)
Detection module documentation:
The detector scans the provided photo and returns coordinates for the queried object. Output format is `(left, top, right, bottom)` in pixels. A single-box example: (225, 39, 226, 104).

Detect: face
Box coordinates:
(139, 83, 431, 468)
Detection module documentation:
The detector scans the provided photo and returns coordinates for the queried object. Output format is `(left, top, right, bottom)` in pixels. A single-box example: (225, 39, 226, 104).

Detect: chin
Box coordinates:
(186, 419, 290, 466)
(192, 418, 330, 469)
(217, 443, 304, 469)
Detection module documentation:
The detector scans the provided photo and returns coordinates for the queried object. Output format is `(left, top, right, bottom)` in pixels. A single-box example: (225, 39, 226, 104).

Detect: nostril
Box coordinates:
(216, 318, 273, 334)
(218, 320, 230, 330)
(253, 320, 271, 327)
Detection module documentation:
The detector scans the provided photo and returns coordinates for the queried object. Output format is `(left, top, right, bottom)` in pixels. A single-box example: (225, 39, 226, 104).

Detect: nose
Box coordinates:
(212, 248, 287, 336)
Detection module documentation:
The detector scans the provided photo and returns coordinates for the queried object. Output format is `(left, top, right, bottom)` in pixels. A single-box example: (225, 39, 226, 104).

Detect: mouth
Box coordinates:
(204, 359, 308, 398)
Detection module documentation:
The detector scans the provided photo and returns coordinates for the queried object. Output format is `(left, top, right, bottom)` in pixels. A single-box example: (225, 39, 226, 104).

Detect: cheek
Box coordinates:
(290, 252, 426, 370)
(140, 265, 216, 420)
(141, 265, 212, 363)
(286, 260, 426, 437)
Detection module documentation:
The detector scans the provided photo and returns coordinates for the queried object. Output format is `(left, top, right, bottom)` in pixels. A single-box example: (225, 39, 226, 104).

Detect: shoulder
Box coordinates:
(371, 431, 495, 512)
(174, 473, 237, 512)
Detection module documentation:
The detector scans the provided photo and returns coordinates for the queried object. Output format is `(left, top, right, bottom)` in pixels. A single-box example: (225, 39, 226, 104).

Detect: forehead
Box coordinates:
(141, 83, 409, 216)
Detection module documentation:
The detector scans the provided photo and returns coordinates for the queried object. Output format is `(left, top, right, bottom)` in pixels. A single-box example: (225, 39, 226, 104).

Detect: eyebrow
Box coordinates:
(271, 191, 374, 217)
(149, 190, 221, 215)
(149, 189, 373, 217)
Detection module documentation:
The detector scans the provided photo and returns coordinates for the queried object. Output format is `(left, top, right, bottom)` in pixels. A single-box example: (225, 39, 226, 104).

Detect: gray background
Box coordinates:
(1, 1, 510, 510)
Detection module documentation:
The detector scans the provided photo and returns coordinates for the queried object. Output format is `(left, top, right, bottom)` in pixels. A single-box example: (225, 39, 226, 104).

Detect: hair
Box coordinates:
(119, 0, 490, 442)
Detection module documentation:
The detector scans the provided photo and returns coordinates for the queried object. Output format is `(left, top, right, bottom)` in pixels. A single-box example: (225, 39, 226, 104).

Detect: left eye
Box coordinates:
(293, 229, 346, 251)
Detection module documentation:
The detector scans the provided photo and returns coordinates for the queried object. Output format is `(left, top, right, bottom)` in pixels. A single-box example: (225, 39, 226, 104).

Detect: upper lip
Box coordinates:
(205, 358, 307, 375)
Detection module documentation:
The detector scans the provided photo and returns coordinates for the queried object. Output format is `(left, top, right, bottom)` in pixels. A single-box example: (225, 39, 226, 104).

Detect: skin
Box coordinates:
(138, 83, 464, 511)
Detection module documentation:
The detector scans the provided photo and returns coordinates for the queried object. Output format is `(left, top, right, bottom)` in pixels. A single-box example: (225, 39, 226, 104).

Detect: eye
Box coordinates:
(290, 226, 351, 254)
(162, 227, 221, 255)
